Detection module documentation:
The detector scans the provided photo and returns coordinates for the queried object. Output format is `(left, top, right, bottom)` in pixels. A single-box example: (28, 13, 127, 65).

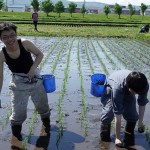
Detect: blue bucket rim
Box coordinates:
(91, 73, 106, 77)
(42, 74, 55, 79)
(91, 73, 107, 84)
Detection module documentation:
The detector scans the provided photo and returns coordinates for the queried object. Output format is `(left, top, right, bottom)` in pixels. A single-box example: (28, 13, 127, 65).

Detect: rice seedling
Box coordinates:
(0, 105, 12, 130)
(84, 38, 94, 74)
(90, 38, 109, 75)
(55, 37, 75, 144)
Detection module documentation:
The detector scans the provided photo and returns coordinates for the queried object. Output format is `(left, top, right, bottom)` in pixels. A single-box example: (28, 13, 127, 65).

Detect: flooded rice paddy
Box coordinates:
(0, 36, 150, 150)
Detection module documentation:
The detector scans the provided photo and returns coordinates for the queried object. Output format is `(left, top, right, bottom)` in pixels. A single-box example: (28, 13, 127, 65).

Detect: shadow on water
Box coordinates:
(11, 125, 85, 150)
(28, 125, 85, 150)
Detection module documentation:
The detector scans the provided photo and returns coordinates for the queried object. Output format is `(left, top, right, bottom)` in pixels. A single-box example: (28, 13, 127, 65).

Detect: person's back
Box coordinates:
(145, 24, 149, 32)
(32, 12, 38, 22)
(139, 24, 149, 33)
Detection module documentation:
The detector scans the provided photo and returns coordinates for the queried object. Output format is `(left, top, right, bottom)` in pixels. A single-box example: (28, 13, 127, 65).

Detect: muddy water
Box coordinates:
(0, 37, 150, 150)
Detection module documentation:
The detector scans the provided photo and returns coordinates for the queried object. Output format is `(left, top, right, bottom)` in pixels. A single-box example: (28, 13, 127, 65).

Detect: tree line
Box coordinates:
(103, 3, 148, 19)
(0, 0, 149, 19)
(31, 0, 86, 17)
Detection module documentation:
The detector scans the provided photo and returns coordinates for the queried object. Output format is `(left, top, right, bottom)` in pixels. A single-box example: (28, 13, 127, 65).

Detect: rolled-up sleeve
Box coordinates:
(137, 84, 149, 106)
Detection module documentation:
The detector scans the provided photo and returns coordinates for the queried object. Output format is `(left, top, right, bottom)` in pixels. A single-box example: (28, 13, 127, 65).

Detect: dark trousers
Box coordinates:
(33, 21, 38, 30)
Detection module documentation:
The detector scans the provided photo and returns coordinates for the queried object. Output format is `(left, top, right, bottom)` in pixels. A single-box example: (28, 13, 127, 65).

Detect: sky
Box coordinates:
(68, 0, 150, 6)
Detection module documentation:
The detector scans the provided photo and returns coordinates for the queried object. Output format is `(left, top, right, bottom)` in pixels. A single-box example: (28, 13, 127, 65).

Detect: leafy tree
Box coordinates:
(68, 2, 77, 17)
(114, 3, 122, 19)
(31, 0, 40, 11)
(54, 1, 64, 17)
(128, 4, 135, 18)
(80, 4, 86, 18)
(140, 3, 148, 16)
(103, 5, 110, 18)
(0, 0, 4, 10)
(41, 0, 54, 16)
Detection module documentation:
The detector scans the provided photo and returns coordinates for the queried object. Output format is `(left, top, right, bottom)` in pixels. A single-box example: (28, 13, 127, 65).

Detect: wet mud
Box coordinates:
(0, 37, 150, 150)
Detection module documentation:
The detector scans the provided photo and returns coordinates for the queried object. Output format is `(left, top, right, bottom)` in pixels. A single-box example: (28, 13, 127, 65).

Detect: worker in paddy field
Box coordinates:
(0, 22, 50, 141)
(32, 10, 39, 32)
(100, 70, 149, 148)
(139, 24, 150, 33)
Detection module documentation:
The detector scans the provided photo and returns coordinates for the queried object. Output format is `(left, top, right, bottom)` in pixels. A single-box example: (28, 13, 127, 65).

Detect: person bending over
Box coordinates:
(100, 70, 149, 148)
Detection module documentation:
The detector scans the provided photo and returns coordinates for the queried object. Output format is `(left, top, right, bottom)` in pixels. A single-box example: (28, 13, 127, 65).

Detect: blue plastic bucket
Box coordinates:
(42, 74, 56, 93)
(90, 73, 106, 97)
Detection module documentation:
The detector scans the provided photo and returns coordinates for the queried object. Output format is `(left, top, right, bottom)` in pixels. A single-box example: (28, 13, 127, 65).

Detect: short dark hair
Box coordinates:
(0, 22, 17, 36)
(126, 71, 148, 94)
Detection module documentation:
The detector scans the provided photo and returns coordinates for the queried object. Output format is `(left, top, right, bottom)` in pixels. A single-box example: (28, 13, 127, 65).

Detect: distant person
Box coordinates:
(100, 70, 149, 149)
(139, 24, 149, 33)
(32, 10, 38, 31)
(0, 22, 50, 141)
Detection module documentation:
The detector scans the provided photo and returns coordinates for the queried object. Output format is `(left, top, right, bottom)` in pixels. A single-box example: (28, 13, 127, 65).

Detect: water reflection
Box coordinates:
(35, 133, 50, 150)
(34, 125, 50, 150)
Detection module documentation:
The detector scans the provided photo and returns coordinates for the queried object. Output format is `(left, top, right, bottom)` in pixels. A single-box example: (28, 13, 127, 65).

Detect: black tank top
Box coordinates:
(2, 39, 33, 74)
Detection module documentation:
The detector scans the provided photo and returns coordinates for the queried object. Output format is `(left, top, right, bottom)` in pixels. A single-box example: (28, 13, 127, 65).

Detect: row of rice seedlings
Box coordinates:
(109, 39, 138, 67)
(56, 39, 70, 134)
(0, 105, 12, 129)
(115, 39, 150, 68)
(22, 110, 38, 150)
(84, 38, 94, 75)
(126, 40, 150, 62)
(56, 37, 75, 144)
(101, 39, 128, 68)
(95, 37, 117, 71)
(39, 37, 63, 69)
(109, 39, 141, 69)
(51, 38, 69, 74)
(89, 38, 109, 75)
(77, 38, 88, 136)
(132, 39, 150, 56)
(109, 39, 150, 80)
(145, 127, 150, 143)
(82, 37, 98, 135)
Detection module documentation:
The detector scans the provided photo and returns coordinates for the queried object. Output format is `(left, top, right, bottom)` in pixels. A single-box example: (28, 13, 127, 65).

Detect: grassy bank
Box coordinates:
(1, 12, 150, 41)
(1, 12, 150, 24)
(17, 24, 150, 41)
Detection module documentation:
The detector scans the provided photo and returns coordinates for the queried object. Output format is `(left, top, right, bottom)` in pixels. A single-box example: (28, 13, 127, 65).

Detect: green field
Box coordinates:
(0, 12, 150, 41)
(1, 12, 150, 23)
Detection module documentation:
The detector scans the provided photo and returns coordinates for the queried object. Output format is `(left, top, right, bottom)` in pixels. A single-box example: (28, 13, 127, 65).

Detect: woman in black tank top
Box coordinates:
(0, 22, 50, 141)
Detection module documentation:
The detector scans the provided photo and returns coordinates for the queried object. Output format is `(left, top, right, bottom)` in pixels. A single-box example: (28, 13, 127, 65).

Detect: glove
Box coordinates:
(138, 124, 145, 133)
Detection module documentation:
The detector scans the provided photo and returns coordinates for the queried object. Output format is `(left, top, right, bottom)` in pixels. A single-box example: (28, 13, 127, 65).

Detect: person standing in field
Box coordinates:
(0, 22, 50, 141)
(32, 10, 38, 31)
(100, 70, 149, 149)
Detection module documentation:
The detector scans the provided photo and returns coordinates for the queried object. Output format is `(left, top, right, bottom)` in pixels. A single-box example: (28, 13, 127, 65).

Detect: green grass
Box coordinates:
(1, 12, 150, 41)
(0, 12, 150, 24)
(17, 24, 150, 41)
